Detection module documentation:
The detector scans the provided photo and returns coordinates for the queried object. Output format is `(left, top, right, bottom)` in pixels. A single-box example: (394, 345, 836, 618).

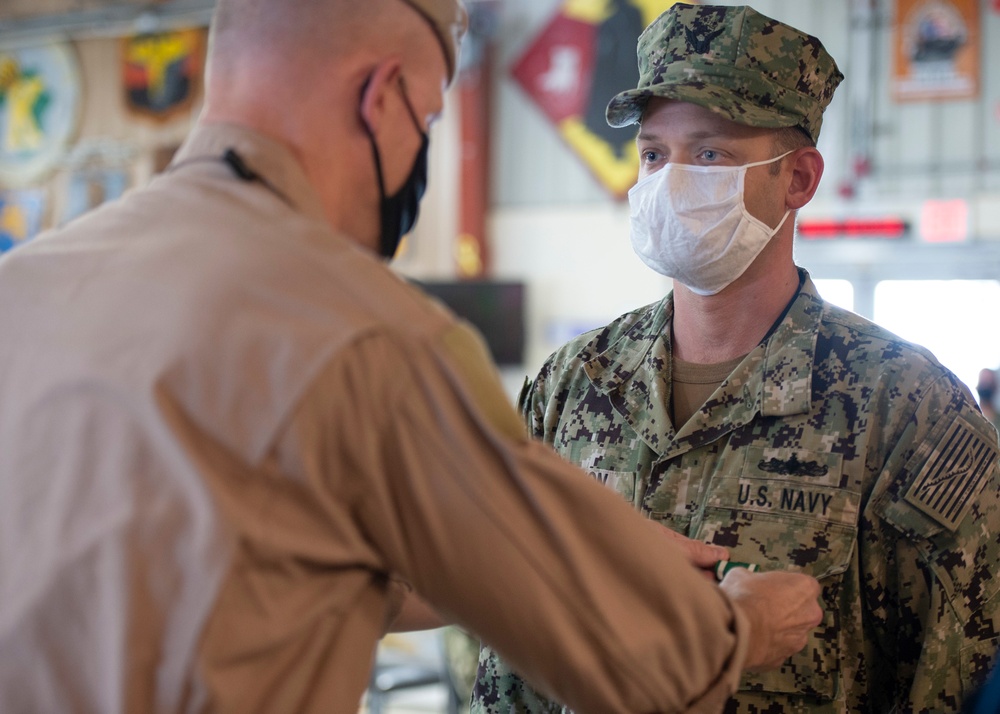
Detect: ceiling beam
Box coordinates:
(0, 0, 215, 46)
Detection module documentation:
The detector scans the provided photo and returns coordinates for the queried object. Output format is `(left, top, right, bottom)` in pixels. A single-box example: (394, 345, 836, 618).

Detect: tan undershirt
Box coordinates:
(671, 353, 747, 427)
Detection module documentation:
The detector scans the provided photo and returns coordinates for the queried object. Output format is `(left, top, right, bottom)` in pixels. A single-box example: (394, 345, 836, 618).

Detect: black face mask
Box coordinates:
(362, 77, 430, 260)
(978, 387, 995, 405)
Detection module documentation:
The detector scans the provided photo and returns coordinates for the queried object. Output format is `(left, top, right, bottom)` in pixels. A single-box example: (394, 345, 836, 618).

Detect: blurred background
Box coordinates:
(3, 0, 1000, 710)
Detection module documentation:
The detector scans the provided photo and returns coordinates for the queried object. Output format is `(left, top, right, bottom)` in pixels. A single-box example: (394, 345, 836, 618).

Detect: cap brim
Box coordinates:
(606, 82, 804, 132)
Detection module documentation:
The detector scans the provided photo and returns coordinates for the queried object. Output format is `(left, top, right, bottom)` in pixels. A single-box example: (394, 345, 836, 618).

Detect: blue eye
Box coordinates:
(702, 149, 718, 161)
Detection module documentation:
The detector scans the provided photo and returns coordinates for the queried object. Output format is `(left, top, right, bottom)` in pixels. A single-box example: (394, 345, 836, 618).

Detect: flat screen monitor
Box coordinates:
(414, 280, 526, 366)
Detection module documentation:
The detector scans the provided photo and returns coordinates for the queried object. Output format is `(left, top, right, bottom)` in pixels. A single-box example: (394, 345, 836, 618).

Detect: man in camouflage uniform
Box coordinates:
(473, 4, 1000, 713)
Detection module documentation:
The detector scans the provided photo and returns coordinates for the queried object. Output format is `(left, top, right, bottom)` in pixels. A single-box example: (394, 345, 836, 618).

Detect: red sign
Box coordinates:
(920, 199, 968, 243)
(798, 218, 908, 240)
(511, 13, 597, 125)
(511, 2, 697, 197)
(511, 0, 700, 198)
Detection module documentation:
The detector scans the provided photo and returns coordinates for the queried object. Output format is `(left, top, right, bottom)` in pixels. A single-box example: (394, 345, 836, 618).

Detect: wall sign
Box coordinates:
(893, 0, 979, 101)
(920, 199, 968, 243)
(63, 168, 129, 225)
(122, 28, 205, 122)
(0, 43, 82, 187)
(511, 0, 694, 198)
(0, 189, 46, 253)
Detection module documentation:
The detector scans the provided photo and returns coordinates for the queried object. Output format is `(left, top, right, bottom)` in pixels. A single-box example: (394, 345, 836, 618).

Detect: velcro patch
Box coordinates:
(904, 419, 998, 531)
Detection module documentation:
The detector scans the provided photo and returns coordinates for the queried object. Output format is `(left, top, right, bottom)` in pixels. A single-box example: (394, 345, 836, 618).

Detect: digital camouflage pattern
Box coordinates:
(472, 271, 1000, 714)
(606, 4, 844, 143)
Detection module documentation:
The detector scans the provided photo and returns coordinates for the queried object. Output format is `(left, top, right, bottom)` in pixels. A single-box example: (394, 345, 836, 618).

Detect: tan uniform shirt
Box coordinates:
(0, 124, 749, 713)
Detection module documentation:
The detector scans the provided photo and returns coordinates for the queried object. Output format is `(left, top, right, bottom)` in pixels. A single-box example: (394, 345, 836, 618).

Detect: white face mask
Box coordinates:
(628, 152, 793, 296)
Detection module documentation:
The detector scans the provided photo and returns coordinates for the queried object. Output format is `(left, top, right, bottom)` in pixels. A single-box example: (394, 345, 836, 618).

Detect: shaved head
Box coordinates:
(206, 0, 436, 89)
(197, 0, 456, 255)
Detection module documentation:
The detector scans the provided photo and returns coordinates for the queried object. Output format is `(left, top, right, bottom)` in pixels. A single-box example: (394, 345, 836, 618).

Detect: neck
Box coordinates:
(672, 260, 800, 364)
(199, 70, 376, 249)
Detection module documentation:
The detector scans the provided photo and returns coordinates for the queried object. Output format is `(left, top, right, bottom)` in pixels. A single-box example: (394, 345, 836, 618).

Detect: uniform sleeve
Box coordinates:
(474, 644, 566, 714)
(309, 323, 749, 713)
(515, 363, 549, 441)
(473, 361, 576, 714)
(865, 373, 1000, 712)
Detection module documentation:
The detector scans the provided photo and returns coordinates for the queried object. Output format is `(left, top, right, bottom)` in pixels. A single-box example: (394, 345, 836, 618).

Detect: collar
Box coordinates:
(583, 269, 823, 456)
(170, 123, 328, 225)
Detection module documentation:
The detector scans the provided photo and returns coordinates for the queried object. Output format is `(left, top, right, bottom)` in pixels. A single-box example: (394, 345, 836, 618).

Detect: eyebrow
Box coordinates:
(636, 128, 734, 143)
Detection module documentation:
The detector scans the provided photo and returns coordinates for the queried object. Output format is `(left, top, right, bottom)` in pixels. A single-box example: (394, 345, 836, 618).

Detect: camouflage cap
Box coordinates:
(606, 3, 844, 143)
(401, 0, 469, 83)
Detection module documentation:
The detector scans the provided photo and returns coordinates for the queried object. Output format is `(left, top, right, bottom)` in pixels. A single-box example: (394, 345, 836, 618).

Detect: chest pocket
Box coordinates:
(711, 512, 854, 701)
(696, 447, 859, 701)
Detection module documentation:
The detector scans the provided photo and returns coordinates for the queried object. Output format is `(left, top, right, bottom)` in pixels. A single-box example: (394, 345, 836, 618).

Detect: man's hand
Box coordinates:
(655, 524, 729, 581)
(719, 567, 823, 671)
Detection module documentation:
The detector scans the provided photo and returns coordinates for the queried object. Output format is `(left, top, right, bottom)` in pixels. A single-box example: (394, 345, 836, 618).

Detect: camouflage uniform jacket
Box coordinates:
(474, 271, 1000, 714)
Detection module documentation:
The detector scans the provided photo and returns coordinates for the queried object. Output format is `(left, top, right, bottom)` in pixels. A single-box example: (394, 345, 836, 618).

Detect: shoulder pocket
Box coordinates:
(876, 412, 1000, 624)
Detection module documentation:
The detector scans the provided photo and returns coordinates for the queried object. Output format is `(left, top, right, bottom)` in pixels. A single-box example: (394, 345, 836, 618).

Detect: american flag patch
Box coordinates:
(904, 420, 998, 531)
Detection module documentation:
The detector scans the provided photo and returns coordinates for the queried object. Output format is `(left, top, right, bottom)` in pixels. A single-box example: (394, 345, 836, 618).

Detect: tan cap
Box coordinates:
(401, 0, 469, 83)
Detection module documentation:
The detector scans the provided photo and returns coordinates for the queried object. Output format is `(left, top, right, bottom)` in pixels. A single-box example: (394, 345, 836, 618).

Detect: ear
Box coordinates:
(786, 148, 824, 211)
(358, 59, 403, 135)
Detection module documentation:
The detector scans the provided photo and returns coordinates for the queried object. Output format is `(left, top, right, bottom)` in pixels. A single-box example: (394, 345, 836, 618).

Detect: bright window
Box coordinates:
(873, 280, 1000, 398)
(813, 279, 855, 312)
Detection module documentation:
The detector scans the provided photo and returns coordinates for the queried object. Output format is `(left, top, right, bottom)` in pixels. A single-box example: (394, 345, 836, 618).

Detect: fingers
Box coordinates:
(655, 524, 728, 569)
(648, 525, 824, 668)
(719, 569, 823, 672)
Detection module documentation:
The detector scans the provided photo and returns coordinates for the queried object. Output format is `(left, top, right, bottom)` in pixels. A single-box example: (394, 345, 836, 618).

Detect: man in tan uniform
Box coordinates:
(0, 1, 823, 712)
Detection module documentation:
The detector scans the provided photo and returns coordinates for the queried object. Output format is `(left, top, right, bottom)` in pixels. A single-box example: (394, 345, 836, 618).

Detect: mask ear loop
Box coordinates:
(359, 72, 430, 259)
(740, 149, 796, 170)
(769, 208, 793, 236)
(763, 150, 796, 236)
(737, 150, 796, 235)
(396, 76, 426, 137)
(360, 72, 401, 257)
(359, 73, 426, 207)
(359, 73, 389, 209)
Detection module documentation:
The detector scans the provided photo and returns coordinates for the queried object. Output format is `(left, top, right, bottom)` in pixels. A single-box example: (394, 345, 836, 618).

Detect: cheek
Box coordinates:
(743, 166, 770, 198)
(743, 182, 765, 213)
(742, 170, 784, 225)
